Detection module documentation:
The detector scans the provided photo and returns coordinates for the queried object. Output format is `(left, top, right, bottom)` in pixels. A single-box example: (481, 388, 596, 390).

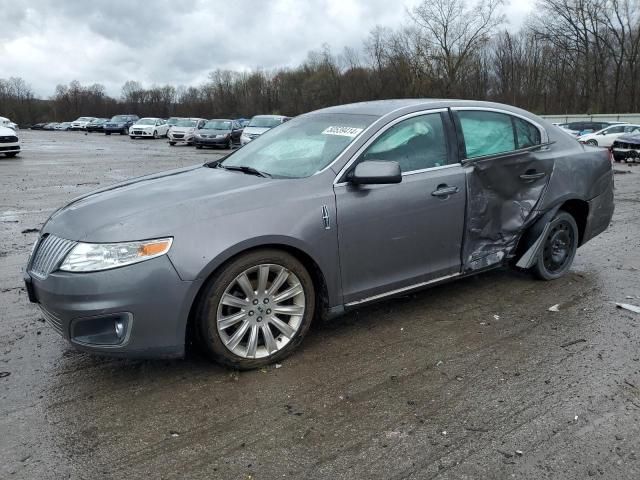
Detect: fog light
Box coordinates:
(115, 320, 125, 339)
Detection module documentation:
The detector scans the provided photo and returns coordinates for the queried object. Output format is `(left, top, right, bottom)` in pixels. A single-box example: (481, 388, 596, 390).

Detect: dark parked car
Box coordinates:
(30, 123, 47, 130)
(86, 118, 109, 133)
(24, 100, 614, 369)
(194, 119, 243, 149)
(104, 115, 139, 135)
(612, 133, 640, 162)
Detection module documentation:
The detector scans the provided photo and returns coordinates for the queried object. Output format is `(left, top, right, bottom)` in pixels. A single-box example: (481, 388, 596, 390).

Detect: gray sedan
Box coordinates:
(24, 100, 614, 369)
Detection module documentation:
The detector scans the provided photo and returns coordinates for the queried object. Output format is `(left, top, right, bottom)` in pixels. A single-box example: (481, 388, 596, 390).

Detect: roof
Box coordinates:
(311, 99, 542, 119)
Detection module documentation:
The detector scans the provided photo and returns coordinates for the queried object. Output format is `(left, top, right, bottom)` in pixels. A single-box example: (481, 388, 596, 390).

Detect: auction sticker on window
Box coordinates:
(322, 126, 364, 137)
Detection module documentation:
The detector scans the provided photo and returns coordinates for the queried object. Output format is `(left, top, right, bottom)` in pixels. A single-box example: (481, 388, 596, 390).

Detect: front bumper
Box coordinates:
(25, 255, 193, 358)
(168, 133, 195, 144)
(194, 136, 229, 147)
(0, 144, 20, 154)
(104, 125, 127, 133)
(612, 147, 640, 161)
(130, 129, 155, 137)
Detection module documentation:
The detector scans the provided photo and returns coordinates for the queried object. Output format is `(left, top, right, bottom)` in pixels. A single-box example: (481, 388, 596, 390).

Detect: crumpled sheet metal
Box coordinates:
(461, 156, 553, 272)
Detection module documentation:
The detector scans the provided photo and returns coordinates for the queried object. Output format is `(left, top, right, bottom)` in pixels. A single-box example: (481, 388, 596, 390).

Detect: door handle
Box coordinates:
(519, 170, 546, 182)
(431, 185, 459, 198)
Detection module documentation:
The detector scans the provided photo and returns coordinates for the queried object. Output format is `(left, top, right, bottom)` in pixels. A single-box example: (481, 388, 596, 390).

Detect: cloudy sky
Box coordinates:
(0, 0, 534, 98)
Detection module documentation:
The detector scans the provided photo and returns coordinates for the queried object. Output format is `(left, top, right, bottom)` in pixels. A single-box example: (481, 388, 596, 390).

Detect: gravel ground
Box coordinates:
(1, 131, 639, 479)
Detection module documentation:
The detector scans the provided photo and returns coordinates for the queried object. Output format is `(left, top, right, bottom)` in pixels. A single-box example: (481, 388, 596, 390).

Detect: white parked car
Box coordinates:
(129, 118, 169, 139)
(0, 125, 20, 157)
(240, 115, 290, 145)
(0, 116, 18, 130)
(579, 124, 640, 147)
(167, 118, 207, 146)
(70, 117, 97, 130)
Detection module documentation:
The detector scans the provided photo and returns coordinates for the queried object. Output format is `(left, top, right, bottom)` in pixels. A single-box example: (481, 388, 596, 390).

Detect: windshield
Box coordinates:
(175, 120, 197, 127)
(248, 116, 284, 128)
(137, 118, 156, 125)
(110, 115, 129, 122)
(167, 117, 180, 125)
(76, 117, 93, 122)
(204, 120, 232, 130)
(220, 113, 376, 178)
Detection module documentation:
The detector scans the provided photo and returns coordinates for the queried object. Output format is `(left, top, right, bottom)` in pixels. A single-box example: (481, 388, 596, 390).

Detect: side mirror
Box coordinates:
(349, 160, 402, 185)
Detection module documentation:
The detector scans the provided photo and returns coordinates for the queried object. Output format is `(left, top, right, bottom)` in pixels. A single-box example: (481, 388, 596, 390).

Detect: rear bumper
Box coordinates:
(612, 147, 640, 160)
(25, 255, 193, 358)
(583, 184, 615, 245)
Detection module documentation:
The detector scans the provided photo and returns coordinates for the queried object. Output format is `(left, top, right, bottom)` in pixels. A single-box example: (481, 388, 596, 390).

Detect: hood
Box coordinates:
(131, 123, 154, 129)
(616, 133, 640, 144)
(171, 127, 195, 134)
(242, 126, 271, 135)
(44, 165, 281, 242)
(0, 126, 18, 137)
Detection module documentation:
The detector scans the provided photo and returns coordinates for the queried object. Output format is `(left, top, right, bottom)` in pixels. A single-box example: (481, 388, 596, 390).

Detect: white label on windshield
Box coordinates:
(322, 126, 364, 137)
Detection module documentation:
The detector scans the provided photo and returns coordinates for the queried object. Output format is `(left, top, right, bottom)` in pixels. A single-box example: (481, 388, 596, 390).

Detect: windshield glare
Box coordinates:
(204, 120, 232, 130)
(137, 118, 156, 125)
(248, 117, 284, 128)
(221, 113, 376, 178)
(176, 120, 197, 127)
(111, 116, 129, 122)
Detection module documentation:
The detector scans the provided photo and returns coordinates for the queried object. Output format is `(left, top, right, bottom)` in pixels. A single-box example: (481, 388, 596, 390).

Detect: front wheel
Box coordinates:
(105, 132, 111, 136)
(169, 141, 176, 146)
(586, 139, 598, 146)
(153, 130, 158, 139)
(532, 211, 579, 280)
(196, 249, 315, 369)
(5, 152, 18, 158)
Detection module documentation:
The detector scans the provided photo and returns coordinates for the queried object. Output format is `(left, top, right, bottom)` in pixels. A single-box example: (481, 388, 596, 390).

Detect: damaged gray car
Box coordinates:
(24, 100, 614, 369)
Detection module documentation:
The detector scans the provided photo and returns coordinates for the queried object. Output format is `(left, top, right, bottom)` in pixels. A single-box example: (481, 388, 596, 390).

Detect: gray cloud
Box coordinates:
(0, 0, 533, 98)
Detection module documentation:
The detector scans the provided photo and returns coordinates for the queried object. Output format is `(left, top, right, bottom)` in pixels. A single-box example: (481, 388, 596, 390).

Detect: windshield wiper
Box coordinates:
(216, 164, 271, 178)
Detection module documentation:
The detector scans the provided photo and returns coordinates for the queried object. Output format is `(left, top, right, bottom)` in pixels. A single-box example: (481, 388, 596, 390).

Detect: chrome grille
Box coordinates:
(40, 306, 64, 336)
(29, 235, 77, 280)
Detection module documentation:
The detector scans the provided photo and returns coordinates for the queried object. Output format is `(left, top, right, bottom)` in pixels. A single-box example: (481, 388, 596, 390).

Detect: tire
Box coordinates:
(586, 139, 598, 146)
(153, 130, 158, 139)
(120, 127, 128, 135)
(5, 152, 18, 158)
(196, 249, 316, 369)
(169, 141, 176, 146)
(105, 132, 111, 136)
(226, 138, 232, 150)
(532, 211, 579, 280)
(196, 145, 203, 149)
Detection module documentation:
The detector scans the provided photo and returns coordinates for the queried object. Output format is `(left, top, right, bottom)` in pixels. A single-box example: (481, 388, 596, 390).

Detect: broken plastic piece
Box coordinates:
(615, 303, 640, 314)
(548, 304, 560, 312)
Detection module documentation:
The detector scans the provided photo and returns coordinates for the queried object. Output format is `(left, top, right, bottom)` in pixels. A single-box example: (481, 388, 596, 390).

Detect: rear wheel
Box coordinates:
(196, 249, 315, 369)
(532, 211, 579, 280)
(105, 132, 111, 136)
(196, 145, 203, 149)
(586, 139, 598, 146)
(169, 141, 176, 146)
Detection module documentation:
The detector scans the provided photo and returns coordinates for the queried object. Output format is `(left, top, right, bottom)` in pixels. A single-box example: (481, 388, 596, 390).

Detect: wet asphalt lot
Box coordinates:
(1, 130, 640, 479)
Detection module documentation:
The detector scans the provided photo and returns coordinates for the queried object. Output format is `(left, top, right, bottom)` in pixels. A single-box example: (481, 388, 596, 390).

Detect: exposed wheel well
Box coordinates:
(184, 244, 329, 351)
(559, 199, 589, 245)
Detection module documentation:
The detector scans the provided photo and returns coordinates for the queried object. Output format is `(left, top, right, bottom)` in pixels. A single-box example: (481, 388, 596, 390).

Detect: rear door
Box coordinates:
(452, 108, 554, 271)
(334, 110, 466, 305)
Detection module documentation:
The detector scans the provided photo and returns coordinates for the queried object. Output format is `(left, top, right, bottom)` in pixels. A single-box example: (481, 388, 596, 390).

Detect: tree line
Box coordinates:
(1, 0, 639, 126)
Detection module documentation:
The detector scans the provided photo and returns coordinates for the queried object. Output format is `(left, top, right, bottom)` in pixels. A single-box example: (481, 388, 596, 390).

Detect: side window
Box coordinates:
(606, 125, 625, 134)
(361, 113, 449, 173)
(513, 117, 541, 148)
(458, 111, 515, 158)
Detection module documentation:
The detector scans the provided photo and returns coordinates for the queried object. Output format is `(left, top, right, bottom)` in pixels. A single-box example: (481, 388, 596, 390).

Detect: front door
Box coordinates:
(334, 111, 466, 305)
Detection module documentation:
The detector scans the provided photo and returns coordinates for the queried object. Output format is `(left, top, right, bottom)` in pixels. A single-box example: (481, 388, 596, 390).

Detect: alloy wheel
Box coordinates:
(216, 264, 306, 359)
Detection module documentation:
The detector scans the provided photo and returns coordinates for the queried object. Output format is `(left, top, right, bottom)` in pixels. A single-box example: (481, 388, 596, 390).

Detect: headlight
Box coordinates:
(59, 238, 173, 272)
